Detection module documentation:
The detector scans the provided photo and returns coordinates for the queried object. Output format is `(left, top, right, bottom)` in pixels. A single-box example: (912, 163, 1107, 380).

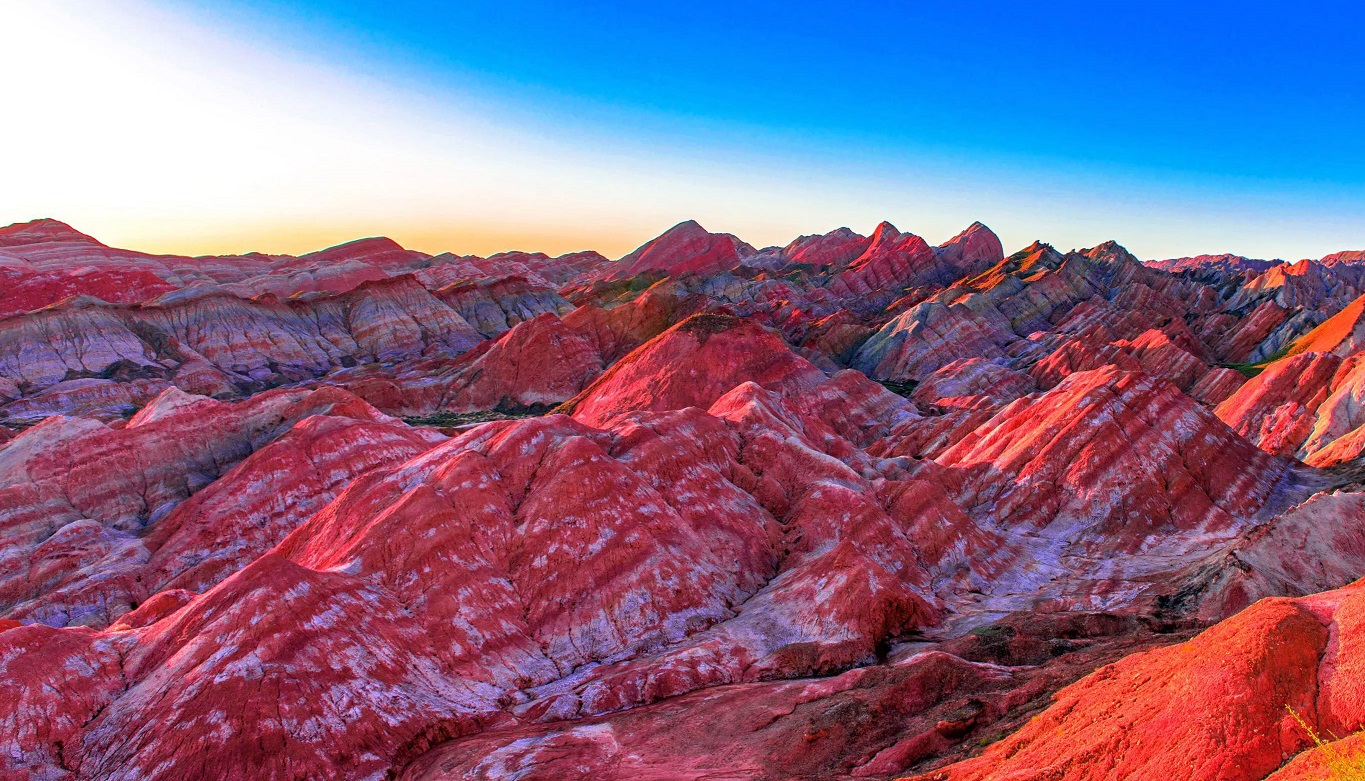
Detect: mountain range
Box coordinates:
(1, 216, 1363, 780)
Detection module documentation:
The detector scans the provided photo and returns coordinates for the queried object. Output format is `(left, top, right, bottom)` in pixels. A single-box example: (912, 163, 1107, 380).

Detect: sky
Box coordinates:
(1, 0, 1361, 260)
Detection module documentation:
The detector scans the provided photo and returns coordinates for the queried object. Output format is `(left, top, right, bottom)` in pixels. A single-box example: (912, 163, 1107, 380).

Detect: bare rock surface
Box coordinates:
(2, 218, 1365, 781)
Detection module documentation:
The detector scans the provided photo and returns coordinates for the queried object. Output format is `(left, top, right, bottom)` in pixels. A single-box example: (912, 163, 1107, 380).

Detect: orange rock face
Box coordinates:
(911, 579, 1365, 781)
(2, 218, 1365, 781)
(1215, 351, 1343, 455)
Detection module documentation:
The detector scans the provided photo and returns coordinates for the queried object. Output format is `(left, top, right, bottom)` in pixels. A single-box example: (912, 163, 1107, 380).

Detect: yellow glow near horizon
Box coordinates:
(130, 218, 651, 260)
(0, 1, 708, 258)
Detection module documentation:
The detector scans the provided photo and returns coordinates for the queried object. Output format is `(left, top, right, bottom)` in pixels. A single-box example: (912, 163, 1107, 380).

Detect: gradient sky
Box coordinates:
(2, 1, 1361, 260)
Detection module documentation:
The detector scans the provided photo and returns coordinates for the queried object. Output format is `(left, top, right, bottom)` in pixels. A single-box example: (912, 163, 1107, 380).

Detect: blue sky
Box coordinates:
(203, 0, 1363, 184)
(2, 1, 1361, 259)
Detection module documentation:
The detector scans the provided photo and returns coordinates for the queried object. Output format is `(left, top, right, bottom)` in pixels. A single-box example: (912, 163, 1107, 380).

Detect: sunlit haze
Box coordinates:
(2, 1, 1361, 259)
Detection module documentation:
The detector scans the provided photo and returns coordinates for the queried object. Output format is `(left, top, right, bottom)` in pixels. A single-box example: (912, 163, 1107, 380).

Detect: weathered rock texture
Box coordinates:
(1, 218, 1364, 781)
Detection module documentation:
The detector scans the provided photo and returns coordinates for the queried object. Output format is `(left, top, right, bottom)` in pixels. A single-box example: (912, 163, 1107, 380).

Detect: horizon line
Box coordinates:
(4, 215, 1357, 267)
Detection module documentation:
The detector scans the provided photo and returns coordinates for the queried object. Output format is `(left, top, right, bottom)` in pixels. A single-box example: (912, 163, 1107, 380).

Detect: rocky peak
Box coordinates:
(604, 220, 756, 281)
(0, 218, 104, 248)
(1079, 240, 1140, 265)
(936, 221, 1004, 276)
(866, 220, 902, 245)
(780, 227, 870, 268)
(299, 236, 419, 266)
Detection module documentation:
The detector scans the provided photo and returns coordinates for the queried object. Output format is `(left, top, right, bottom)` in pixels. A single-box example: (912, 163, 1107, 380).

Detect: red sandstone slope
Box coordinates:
(1214, 347, 1365, 466)
(0, 385, 440, 629)
(402, 618, 1184, 781)
(18, 308, 1343, 775)
(0, 220, 180, 315)
(910, 578, 1365, 781)
(0, 389, 938, 777)
(1287, 291, 1365, 357)
(780, 226, 872, 268)
(0, 218, 603, 320)
(599, 219, 756, 281)
(563, 313, 828, 426)
(2, 305, 1323, 780)
(333, 312, 609, 416)
(1215, 352, 1341, 454)
(1147, 252, 1282, 275)
(0, 216, 1353, 429)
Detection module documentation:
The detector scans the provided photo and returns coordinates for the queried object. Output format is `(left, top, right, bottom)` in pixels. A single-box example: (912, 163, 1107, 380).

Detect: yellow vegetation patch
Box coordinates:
(1285, 706, 1365, 781)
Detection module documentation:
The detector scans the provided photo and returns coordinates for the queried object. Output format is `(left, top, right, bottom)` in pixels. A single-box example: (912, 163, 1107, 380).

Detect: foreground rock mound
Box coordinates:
(912, 578, 1365, 781)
